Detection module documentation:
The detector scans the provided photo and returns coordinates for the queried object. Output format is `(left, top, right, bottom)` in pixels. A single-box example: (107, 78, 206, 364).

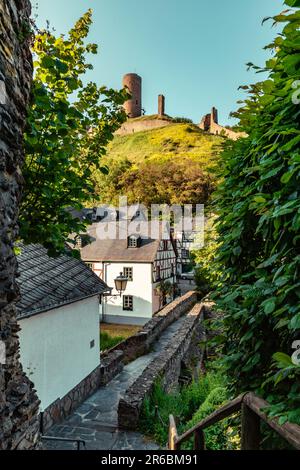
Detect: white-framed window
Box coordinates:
(128, 236, 138, 248)
(123, 295, 133, 311)
(123, 267, 133, 281)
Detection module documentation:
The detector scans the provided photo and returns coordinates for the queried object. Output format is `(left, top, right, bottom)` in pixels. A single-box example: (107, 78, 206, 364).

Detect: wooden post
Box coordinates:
(241, 403, 261, 450)
(194, 429, 205, 450)
(169, 415, 179, 450)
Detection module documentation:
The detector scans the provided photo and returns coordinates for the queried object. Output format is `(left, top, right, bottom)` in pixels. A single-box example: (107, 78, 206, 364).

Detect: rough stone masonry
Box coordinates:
(0, 0, 41, 449)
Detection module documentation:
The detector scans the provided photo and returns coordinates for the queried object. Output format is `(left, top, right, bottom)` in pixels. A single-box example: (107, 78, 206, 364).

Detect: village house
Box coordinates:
(80, 221, 178, 325)
(173, 230, 200, 274)
(71, 204, 198, 276)
(16, 244, 110, 420)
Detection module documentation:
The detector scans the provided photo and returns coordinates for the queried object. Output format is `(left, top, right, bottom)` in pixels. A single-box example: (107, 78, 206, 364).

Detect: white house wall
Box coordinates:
(96, 262, 153, 325)
(18, 296, 100, 411)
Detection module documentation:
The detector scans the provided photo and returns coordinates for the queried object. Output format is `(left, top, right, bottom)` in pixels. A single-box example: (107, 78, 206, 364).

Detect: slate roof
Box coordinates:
(68, 205, 148, 223)
(17, 244, 111, 320)
(80, 222, 165, 263)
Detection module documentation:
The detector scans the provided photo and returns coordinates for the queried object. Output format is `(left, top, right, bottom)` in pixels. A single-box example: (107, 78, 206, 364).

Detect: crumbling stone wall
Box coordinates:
(199, 106, 247, 141)
(0, 0, 41, 449)
(115, 117, 172, 136)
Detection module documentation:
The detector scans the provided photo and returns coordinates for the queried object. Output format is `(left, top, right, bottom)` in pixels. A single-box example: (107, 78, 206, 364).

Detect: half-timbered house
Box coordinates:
(80, 221, 177, 325)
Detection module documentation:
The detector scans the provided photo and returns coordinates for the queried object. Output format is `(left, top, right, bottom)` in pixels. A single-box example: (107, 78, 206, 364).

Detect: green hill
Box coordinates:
(92, 122, 223, 207)
(106, 122, 222, 167)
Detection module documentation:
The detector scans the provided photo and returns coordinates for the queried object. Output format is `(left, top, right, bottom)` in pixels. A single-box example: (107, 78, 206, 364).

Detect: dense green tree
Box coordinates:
(91, 157, 133, 206)
(92, 155, 215, 207)
(214, 0, 300, 425)
(21, 10, 128, 255)
(192, 216, 221, 297)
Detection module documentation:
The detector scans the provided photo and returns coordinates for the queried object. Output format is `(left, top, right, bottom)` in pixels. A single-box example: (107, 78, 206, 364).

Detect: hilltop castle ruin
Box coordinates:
(123, 73, 143, 118)
(199, 106, 246, 141)
(122, 73, 166, 119)
(119, 73, 246, 140)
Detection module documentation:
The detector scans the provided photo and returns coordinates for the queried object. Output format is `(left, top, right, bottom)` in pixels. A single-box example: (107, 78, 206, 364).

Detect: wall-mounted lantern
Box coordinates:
(114, 272, 128, 297)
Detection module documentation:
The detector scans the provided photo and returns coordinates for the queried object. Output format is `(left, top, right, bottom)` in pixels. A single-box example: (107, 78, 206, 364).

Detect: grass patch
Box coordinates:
(100, 323, 140, 352)
(101, 323, 140, 338)
(100, 332, 125, 352)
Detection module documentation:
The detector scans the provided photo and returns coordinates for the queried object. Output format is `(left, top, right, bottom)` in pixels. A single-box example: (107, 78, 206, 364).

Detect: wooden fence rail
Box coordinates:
(168, 392, 300, 450)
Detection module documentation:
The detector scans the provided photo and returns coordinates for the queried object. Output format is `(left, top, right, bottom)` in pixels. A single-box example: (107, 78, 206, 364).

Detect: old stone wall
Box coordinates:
(108, 291, 198, 364)
(199, 107, 247, 141)
(115, 117, 172, 136)
(99, 350, 124, 386)
(209, 120, 247, 141)
(0, 0, 41, 449)
(41, 364, 105, 432)
(41, 350, 123, 432)
(118, 302, 208, 430)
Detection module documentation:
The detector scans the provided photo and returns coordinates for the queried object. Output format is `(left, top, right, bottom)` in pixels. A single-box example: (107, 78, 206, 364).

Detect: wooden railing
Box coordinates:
(168, 392, 300, 450)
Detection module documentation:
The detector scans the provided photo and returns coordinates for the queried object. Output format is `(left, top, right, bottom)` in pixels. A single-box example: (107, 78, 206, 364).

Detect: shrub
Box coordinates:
(172, 117, 193, 124)
(139, 366, 229, 448)
(181, 387, 229, 450)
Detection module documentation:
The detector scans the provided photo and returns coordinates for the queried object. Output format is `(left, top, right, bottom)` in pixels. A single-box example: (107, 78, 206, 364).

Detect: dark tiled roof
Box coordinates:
(80, 222, 162, 263)
(17, 244, 110, 320)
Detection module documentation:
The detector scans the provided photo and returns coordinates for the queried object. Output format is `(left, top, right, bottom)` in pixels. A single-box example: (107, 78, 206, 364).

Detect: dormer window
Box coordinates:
(75, 236, 82, 248)
(128, 235, 140, 248)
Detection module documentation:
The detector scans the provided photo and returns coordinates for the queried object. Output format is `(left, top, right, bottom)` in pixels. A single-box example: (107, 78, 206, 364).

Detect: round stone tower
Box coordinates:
(123, 73, 142, 118)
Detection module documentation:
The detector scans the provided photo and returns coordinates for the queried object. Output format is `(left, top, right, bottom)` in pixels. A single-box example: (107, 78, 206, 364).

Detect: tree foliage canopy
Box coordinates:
(214, 1, 300, 425)
(92, 154, 215, 208)
(21, 10, 128, 255)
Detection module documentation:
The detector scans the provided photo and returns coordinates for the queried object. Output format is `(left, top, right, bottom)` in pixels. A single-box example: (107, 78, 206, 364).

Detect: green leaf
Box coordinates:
(253, 195, 266, 204)
(273, 352, 294, 367)
(290, 314, 300, 330)
(280, 169, 296, 184)
(264, 299, 276, 315)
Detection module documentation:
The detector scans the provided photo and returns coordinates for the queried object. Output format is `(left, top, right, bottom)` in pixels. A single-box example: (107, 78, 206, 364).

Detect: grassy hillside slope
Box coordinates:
(91, 121, 223, 206)
(106, 122, 222, 167)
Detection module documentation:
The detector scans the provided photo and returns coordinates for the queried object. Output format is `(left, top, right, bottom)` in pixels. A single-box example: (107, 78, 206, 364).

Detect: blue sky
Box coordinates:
(34, 0, 283, 125)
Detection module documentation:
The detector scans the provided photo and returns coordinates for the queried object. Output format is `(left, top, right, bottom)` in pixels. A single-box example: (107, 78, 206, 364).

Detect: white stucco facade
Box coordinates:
(18, 296, 100, 411)
(94, 262, 156, 325)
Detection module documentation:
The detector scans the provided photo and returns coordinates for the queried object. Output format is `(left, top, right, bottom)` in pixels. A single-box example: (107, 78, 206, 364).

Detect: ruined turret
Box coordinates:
(123, 73, 142, 118)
